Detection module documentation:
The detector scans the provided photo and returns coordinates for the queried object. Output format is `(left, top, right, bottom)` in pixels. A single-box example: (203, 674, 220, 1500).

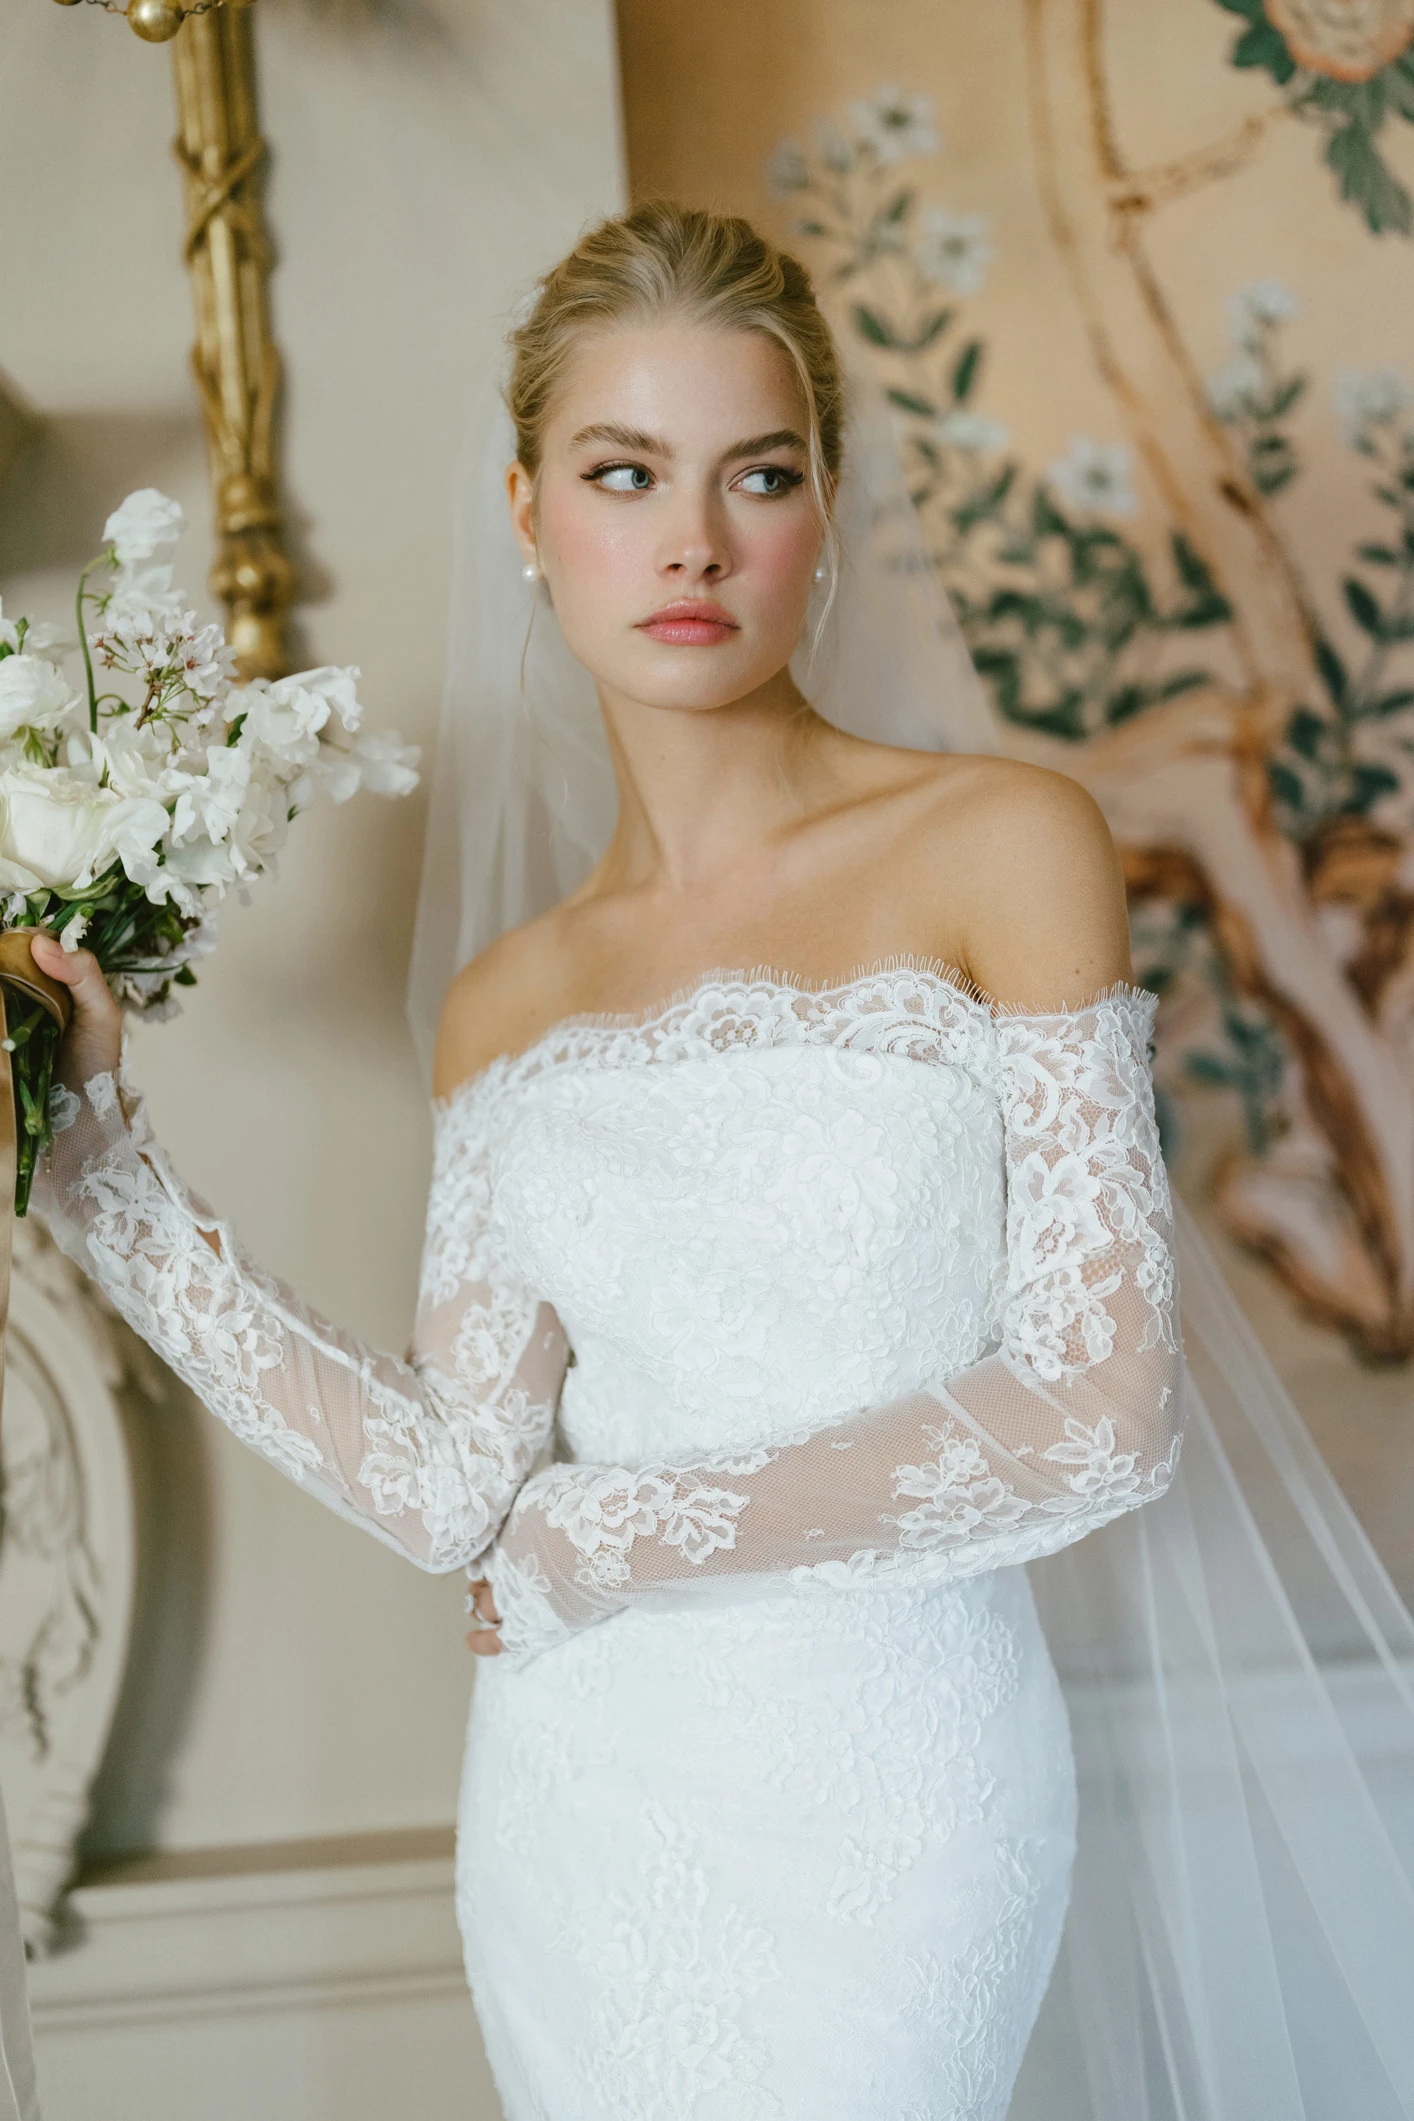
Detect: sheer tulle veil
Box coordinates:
(408, 375, 1414, 2120)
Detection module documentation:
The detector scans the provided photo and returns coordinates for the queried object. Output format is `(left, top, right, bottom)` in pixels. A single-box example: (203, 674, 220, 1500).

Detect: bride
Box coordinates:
(25, 204, 1414, 2120)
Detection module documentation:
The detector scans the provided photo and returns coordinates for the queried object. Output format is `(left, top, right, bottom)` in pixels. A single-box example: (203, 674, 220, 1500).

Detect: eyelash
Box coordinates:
(582, 462, 805, 498)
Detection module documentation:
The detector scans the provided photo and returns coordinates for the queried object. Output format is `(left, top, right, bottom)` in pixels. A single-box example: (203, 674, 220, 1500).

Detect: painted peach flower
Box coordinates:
(1265, 0, 1414, 82)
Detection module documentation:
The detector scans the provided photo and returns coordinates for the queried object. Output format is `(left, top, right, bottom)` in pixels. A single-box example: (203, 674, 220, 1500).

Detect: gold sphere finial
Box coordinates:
(126, 0, 184, 40)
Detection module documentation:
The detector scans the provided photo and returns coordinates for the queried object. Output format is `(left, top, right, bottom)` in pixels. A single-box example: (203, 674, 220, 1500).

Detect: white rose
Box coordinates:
(0, 764, 168, 892)
(0, 654, 81, 739)
(103, 489, 185, 567)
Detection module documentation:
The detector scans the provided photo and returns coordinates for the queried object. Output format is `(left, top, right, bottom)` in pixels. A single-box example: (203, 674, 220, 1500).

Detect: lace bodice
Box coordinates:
(33, 963, 1182, 1652)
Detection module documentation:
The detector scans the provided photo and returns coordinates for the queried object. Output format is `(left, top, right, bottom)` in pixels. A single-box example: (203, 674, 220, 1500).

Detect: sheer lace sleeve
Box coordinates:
(483, 991, 1183, 1661)
(32, 1069, 567, 1573)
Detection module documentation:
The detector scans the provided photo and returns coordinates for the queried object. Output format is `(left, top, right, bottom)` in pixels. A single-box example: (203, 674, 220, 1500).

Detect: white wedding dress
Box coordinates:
(35, 962, 1182, 2121)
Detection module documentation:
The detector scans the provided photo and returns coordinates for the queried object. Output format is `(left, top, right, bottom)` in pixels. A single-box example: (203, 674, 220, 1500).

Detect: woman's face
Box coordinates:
(508, 321, 825, 714)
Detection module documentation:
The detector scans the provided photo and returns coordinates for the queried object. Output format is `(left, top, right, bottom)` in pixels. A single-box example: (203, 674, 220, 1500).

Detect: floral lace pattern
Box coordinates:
(481, 984, 1182, 1658)
(33, 1067, 565, 1573)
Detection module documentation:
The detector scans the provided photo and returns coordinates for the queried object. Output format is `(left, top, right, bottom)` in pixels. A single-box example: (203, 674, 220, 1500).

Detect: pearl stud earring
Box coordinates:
(814, 565, 827, 582)
(523, 561, 540, 583)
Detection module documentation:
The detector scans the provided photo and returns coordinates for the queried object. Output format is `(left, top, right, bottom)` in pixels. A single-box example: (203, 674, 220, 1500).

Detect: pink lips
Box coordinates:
(637, 599, 740, 647)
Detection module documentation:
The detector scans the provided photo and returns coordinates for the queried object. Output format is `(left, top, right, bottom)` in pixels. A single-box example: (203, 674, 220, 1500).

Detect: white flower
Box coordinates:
(226, 776, 291, 877)
(1206, 353, 1264, 422)
(0, 600, 19, 656)
(90, 720, 181, 803)
(767, 137, 811, 194)
(916, 208, 993, 295)
(0, 764, 167, 893)
(0, 653, 81, 739)
(320, 730, 421, 804)
(1046, 435, 1139, 518)
(60, 914, 88, 953)
(175, 621, 237, 701)
(235, 664, 363, 769)
(103, 489, 185, 567)
(849, 86, 938, 164)
(1335, 365, 1411, 441)
(939, 408, 1010, 453)
(104, 561, 185, 626)
(816, 117, 855, 175)
(170, 743, 252, 845)
(1226, 280, 1299, 349)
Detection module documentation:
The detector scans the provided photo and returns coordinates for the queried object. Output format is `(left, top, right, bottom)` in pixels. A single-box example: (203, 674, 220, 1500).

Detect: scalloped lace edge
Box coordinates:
(433, 955, 1157, 1118)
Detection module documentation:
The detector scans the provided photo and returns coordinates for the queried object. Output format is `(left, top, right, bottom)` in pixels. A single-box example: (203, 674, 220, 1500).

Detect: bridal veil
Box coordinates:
(408, 376, 1414, 2121)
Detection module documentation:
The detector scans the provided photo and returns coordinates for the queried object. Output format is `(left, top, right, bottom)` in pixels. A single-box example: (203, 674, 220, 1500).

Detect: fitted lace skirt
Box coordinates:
(455, 1565, 1076, 2121)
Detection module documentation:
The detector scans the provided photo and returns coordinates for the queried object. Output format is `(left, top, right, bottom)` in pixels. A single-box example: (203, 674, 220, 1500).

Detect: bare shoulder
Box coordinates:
(432, 914, 572, 1100)
(911, 755, 1131, 1009)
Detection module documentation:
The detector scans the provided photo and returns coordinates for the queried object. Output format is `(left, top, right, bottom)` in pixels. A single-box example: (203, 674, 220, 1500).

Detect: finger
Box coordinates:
(471, 1581, 501, 1626)
(29, 936, 113, 1014)
(465, 1627, 503, 1656)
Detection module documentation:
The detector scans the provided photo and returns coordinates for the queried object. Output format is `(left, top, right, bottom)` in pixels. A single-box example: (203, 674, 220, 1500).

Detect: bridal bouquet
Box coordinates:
(0, 489, 419, 1213)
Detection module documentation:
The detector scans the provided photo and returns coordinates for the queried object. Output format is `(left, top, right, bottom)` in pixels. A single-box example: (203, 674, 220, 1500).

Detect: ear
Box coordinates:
(505, 462, 538, 566)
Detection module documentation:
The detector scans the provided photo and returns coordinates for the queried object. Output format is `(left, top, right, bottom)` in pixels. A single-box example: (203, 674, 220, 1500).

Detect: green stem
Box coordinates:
(75, 550, 109, 735)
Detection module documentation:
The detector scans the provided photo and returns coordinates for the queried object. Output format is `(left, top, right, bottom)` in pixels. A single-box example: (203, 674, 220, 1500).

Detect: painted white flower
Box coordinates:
(1045, 435, 1139, 518)
(103, 489, 185, 567)
(0, 764, 167, 893)
(1335, 365, 1411, 441)
(939, 408, 1010, 453)
(1226, 280, 1299, 349)
(767, 137, 811, 194)
(849, 86, 938, 164)
(816, 117, 855, 174)
(916, 208, 994, 295)
(0, 653, 80, 740)
(1206, 353, 1265, 422)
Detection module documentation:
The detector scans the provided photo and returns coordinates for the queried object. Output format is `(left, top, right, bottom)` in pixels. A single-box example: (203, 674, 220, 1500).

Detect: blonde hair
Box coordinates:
(506, 201, 844, 532)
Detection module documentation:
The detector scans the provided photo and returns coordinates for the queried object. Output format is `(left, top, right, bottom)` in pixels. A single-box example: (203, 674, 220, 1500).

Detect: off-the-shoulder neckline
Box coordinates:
(432, 954, 1157, 1119)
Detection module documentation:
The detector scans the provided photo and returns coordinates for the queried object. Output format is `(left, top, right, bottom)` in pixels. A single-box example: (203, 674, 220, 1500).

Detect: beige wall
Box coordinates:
(0, 0, 623, 1877)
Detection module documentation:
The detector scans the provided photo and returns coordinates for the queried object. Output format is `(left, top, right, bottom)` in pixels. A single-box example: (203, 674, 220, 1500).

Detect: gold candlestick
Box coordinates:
(171, 3, 294, 677)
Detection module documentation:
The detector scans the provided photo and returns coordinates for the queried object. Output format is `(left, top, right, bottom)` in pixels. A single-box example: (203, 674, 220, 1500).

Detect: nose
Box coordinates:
(656, 481, 731, 583)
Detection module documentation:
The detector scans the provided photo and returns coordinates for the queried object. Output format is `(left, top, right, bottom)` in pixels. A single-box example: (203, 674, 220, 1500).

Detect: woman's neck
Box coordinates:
(593, 669, 846, 896)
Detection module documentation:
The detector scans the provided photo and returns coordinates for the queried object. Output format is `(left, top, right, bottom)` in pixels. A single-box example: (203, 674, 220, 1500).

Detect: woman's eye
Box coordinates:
(736, 465, 804, 498)
(590, 463, 654, 493)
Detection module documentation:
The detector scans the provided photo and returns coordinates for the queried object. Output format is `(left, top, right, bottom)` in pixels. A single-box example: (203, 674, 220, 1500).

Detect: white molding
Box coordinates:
(28, 1830, 465, 2035)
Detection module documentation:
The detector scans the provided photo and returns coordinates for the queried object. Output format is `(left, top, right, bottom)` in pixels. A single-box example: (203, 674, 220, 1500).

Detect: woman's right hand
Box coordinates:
(29, 932, 122, 1093)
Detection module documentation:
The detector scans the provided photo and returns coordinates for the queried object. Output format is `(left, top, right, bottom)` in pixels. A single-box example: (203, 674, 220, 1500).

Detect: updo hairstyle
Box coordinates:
(505, 201, 844, 535)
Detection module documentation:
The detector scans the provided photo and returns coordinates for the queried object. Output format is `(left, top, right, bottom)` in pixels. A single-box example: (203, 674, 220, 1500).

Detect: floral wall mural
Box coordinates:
(618, 0, 1414, 1367)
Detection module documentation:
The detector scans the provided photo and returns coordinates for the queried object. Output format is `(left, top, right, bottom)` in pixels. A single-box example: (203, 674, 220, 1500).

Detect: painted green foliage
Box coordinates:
(1216, 0, 1414, 236)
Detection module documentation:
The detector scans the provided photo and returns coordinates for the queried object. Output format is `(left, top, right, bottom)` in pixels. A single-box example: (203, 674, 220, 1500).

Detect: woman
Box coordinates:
(23, 207, 1405, 2120)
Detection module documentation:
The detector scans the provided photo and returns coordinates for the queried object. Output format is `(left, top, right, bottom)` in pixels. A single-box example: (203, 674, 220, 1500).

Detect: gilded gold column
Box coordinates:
(171, 3, 293, 678)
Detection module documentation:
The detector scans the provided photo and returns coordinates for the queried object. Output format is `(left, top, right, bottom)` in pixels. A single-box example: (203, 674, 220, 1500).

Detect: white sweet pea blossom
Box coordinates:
(849, 86, 938, 164)
(1335, 366, 1411, 443)
(104, 561, 185, 627)
(1046, 436, 1140, 519)
(337, 730, 421, 800)
(103, 489, 185, 567)
(916, 208, 994, 296)
(236, 665, 363, 769)
(170, 743, 252, 846)
(0, 653, 81, 740)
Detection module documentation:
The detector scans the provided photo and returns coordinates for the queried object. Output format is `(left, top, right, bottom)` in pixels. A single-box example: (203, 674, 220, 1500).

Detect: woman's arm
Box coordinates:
(31, 937, 567, 1574)
(471, 770, 1182, 1659)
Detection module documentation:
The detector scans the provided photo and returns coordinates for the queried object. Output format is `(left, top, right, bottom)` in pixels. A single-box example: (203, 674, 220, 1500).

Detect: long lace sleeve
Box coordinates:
(483, 992, 1183, 1660)
(32, 1067, 567, 1573)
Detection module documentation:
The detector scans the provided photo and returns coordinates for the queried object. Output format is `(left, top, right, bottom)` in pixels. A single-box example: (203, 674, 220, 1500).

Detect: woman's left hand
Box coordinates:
(465, 1576, 503, 1656)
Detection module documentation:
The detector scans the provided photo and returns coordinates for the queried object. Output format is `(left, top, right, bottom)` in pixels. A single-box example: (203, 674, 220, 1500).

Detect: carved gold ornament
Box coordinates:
(1264, 0, 1414, 81)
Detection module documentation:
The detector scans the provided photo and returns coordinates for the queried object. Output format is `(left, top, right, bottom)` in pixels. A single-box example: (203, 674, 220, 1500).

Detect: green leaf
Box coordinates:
(1287, 706, 1329, 760)
(1316, 635, 1349, 706)
(1386, 55, 1414, 122)
(1186, 1052, 1239, 1088)
(795, 219, 830, 239)
(1231, 22, 1295, 81)
(1269, 375, 1307, 418)
(226, 712, 246, 746)
(1344, 576, 1386, 637)
(1357, 543, 1402, 566)
(1326, 121, 1413, 237)
(851, 303, 897, 349)
(174, 965, 198, 987)
(951, 339, 983, 404)
(1374, 687, 1414, 717)
(1021, 694, 1088, 741)
(1267, 760, 1307, 810)
(1345, 761, 1400, 811)
(1157, 669, 1210, 702)
(902, 309, 953, 353)
(1213, 0, 1263, 18)
(887, 388, 938, 418)
(882, 188, 914, 225)
(1032, 485, 1068, 540)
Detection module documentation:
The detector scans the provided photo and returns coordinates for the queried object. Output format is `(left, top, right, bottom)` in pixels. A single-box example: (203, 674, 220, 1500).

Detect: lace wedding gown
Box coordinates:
(35, 963, 1182, 2121)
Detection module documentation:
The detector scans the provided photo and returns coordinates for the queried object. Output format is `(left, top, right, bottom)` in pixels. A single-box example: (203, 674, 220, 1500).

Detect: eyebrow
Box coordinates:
(568, 422, 809, 461)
